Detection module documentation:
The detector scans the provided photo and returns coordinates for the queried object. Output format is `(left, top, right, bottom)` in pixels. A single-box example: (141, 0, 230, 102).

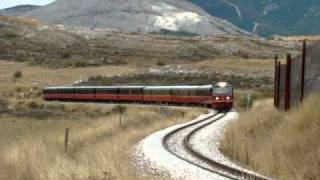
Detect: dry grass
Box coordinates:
(0, 61, 206, 179)
(0, 61, 135, 87)
(0, 103, 204, 180)
(192, 58, 274, 76)
(220, 93, 320, 180)
(275, 36, 320, 42)
(0, 15, 40, 27)
(0, 57, 276, 179)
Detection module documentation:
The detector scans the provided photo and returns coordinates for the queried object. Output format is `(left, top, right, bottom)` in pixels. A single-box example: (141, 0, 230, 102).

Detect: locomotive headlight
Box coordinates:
(226, 96, 230, 100)
(215, 97, 219, 100)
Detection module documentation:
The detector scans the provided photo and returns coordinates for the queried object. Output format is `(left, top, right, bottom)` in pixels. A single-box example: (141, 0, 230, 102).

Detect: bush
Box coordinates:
(13, 71, 23, 79)
(62, 53, 71, 59)
(156, 61, 166, 66)
(238, 94, 256, 109)
(4, 32, 19, 38)
(101, 78, 112, 86)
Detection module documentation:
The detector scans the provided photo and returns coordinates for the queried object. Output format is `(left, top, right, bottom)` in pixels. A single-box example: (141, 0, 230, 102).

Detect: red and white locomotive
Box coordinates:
(43, 82, 233, 110)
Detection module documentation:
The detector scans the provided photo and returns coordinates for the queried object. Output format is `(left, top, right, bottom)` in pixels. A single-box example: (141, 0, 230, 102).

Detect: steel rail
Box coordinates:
(162, 111, 239, 180)
(184, 113, 271, 180)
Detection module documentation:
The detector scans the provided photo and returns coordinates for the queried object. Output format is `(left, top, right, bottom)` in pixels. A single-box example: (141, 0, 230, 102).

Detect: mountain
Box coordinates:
(0, 5, 41, 16)
(189, 0, 320, 36)
(20, 0, 250, 36)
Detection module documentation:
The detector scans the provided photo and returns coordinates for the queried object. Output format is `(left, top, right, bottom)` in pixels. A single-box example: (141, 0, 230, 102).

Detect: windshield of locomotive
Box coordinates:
(213, 86, 232, 95)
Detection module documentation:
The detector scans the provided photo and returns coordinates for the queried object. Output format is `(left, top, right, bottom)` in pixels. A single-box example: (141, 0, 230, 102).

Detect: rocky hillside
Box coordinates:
(0, 5, 40, 16)
(19, 0, 250, 36)
(190, 0, 320, 36)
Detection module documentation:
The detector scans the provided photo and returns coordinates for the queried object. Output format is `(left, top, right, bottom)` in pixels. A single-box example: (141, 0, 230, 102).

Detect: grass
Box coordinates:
(0, 101, 204, 180)
(0, 56, 278, 179)
(0, 61, 134, 87)
(0, 15, 40, 27)
(220, 93, 320, 180)
(0, 61, 205, 180)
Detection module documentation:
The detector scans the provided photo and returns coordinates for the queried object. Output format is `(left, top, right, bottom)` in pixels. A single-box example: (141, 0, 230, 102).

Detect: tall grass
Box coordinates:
(220, 93, 320, 180)
(0, 104, 204, 180)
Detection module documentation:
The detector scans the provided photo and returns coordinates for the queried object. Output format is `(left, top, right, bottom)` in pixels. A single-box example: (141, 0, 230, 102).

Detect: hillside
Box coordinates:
(190, 0, 320, 36)
(0, 5, 41, 16)
(20, 0, 250, 36)
(0, 15, 299, 69)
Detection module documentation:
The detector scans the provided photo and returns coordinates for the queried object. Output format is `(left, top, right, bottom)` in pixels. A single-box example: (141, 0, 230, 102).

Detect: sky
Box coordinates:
(0, 0, 55, 9)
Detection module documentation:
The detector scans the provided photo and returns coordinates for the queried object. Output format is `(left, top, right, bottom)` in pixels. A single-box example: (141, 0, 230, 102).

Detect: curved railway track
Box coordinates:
(162, 111, 271, 180)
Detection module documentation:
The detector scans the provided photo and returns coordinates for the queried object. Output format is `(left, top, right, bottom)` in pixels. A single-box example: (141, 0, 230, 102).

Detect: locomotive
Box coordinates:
(43, 82, 233, 110)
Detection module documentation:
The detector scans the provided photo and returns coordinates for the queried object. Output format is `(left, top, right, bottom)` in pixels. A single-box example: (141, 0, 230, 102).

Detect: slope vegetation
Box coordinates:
(220, 94, 320, 179)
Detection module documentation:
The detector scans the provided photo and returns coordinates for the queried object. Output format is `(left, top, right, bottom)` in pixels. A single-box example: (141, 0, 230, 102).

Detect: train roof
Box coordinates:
(44, 85, 215, 89)
(214, 82, 232, 87)
(171, 85, 212, 89)
(44, 86, 74, 89)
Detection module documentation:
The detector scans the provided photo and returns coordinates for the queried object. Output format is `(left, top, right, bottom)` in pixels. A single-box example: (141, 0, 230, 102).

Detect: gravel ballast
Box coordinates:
(132, 110, 269, 179)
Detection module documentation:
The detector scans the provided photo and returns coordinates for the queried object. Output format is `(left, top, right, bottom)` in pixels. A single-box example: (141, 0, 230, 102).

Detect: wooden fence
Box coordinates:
(274, 41, 320, 111)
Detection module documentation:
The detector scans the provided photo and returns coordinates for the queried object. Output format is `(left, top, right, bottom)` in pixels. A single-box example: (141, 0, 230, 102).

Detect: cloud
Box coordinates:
(0, 0, 55, 9)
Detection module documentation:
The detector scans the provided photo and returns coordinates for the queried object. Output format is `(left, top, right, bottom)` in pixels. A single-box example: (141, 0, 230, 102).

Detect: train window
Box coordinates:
(119, 89, 129, 94)
(189, 90, 196, 96)
(179, 89, 189, 96)
(75, 88, 93, 94)
(195, 89, 210, 96)
(131, 89, 143, 95)
(96, 88, 118, 94)
(213, 86, 232, 94)
(149, 89, 171, 95)
(143, 89, 150, 95)
(172, 89, 179, 96)
(63, 89, 74, 94)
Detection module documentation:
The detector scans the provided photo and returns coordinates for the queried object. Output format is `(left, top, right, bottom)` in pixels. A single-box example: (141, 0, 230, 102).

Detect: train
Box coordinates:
(43, 82, 233, 110)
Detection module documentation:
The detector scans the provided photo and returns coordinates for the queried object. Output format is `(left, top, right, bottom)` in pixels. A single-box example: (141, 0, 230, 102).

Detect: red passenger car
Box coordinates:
(43, 82, 233, 110)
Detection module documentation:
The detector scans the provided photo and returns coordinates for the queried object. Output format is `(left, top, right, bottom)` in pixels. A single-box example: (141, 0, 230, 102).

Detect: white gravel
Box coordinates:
(132, 111, 229, 179)
(132, 110, 272, 180)
(132, 110, 256, 179)
(188, 111, 271, 179)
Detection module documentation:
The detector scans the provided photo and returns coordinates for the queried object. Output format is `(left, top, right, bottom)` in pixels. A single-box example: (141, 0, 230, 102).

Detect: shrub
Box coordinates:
(101, 78, 112, 86)
(13, 71, 23, 79)
(238, 94, 256, 109)
(62, 53, 71, 59)
(156, 61, 166, 66)
(4, 32, 19, 38)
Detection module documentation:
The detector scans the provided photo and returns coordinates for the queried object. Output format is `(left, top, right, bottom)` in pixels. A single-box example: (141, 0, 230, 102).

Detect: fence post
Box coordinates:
(300, 40, 306, 103)
(285, 54, 292, 111)
(64, 128, 69, 153)
(274, 55, 278, 107)
(276, 62, 281, 108)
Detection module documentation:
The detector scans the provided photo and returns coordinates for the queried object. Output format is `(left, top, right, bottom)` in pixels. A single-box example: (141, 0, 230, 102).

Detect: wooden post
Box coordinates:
(276, 62, 281, 108)
(274, 55, 278, 107)
(300, 40, 306, 103)
(64, 128, 69, 153)
(285, 54, 292, 111)
(181, 111, 185, 120)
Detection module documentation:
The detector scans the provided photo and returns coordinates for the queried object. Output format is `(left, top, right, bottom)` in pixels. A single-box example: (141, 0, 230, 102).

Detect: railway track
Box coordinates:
(162, 111, 271, 180)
